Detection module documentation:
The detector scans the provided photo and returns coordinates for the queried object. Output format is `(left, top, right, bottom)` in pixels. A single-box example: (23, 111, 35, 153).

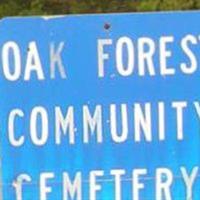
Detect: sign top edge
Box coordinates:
(1, 9, 200, 21)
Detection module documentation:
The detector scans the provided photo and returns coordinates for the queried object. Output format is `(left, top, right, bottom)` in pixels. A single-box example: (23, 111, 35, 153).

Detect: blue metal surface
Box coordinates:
(0, 11, 200, 200)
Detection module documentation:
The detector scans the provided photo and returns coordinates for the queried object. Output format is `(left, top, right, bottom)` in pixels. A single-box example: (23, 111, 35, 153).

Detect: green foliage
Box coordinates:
(0, 0, 199, 18)
(19, 0, 48, 16)
(0, 1, 20, 18)
(138, 0, 197, 11)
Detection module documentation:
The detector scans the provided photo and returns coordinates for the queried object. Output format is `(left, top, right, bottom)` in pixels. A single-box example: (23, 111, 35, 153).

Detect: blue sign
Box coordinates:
(0, 11, 200, 200)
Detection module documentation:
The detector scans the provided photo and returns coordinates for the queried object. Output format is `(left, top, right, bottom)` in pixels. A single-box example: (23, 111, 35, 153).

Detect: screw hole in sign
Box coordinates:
(104, 23, 111, 30)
